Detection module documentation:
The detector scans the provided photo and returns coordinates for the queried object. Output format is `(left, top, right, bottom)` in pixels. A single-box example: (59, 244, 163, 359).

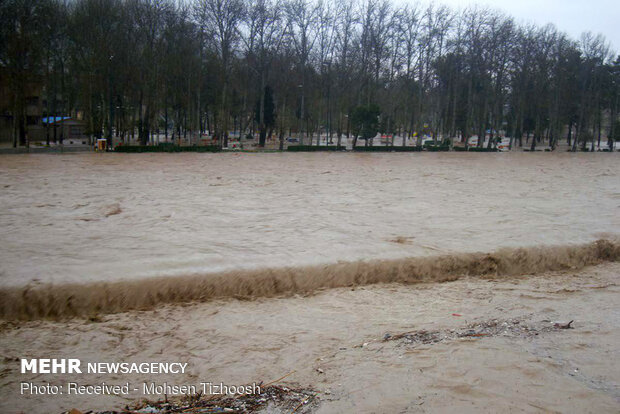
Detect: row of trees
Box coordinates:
(1, 0, 619, 149)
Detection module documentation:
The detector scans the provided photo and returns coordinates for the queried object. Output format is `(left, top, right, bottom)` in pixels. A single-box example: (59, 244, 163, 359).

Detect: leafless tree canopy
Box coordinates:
(1, 0, 618, 149)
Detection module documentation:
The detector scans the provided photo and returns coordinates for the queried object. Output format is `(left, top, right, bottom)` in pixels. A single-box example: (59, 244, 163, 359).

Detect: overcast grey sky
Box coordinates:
(432, 0, 618, 55)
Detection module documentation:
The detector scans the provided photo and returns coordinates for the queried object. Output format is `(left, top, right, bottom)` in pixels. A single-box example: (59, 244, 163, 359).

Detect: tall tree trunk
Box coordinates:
(259, 71, 266, 147)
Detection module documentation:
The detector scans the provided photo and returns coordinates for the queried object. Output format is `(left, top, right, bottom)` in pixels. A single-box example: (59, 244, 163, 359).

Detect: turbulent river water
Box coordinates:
(1, 151, 620, 413)
(1, 151, 619, 286)
(1, 152, 619, 318)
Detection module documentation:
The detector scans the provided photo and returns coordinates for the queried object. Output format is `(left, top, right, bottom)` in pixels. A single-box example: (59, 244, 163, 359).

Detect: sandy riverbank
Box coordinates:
(1, 262, 618, 413)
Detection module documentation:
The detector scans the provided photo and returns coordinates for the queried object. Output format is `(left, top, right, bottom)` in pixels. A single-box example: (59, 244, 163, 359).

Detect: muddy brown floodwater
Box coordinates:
(1, 262, 619, 413)
(0, 152, 619, 413)
(1, 152, 618, 288)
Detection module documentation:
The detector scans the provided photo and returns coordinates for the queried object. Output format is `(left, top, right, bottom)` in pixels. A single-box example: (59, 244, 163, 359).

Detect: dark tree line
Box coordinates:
(1, 0, 619, 149)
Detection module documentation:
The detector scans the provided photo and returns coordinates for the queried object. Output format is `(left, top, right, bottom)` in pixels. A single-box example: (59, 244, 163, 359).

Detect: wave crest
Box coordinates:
(2, 239, 618, 320)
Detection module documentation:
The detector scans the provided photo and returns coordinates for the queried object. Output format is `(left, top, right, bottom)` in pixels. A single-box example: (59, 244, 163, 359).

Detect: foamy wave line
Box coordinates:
(2, 239, 619, 320)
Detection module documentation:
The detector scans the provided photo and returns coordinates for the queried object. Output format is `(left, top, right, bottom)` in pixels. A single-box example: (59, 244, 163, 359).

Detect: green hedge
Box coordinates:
(287, 145, 346, 151)
(392, 146, 423, 152)
(352, 146, 393, 152)
(425, 145, 450, 151)
(353, 145, 423, 152)
(453, 146, 498, 152)
(467, 147, 498, 152)
(115, 145, 220, 153)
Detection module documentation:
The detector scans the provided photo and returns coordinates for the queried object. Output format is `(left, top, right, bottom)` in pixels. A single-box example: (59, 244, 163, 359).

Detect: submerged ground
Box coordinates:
(0, 152, 618, 287)
(0, 152, 618, 412)
(1, 263, 619, 413)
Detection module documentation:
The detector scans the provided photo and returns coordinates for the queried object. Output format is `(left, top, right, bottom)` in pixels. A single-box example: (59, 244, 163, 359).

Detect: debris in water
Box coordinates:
(102, 203, 122, 217)
(553, 320, 574, 329)
(389, 236, 413, 244)
(382, 316, 576, 346)
(65, 384, 318, 414)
